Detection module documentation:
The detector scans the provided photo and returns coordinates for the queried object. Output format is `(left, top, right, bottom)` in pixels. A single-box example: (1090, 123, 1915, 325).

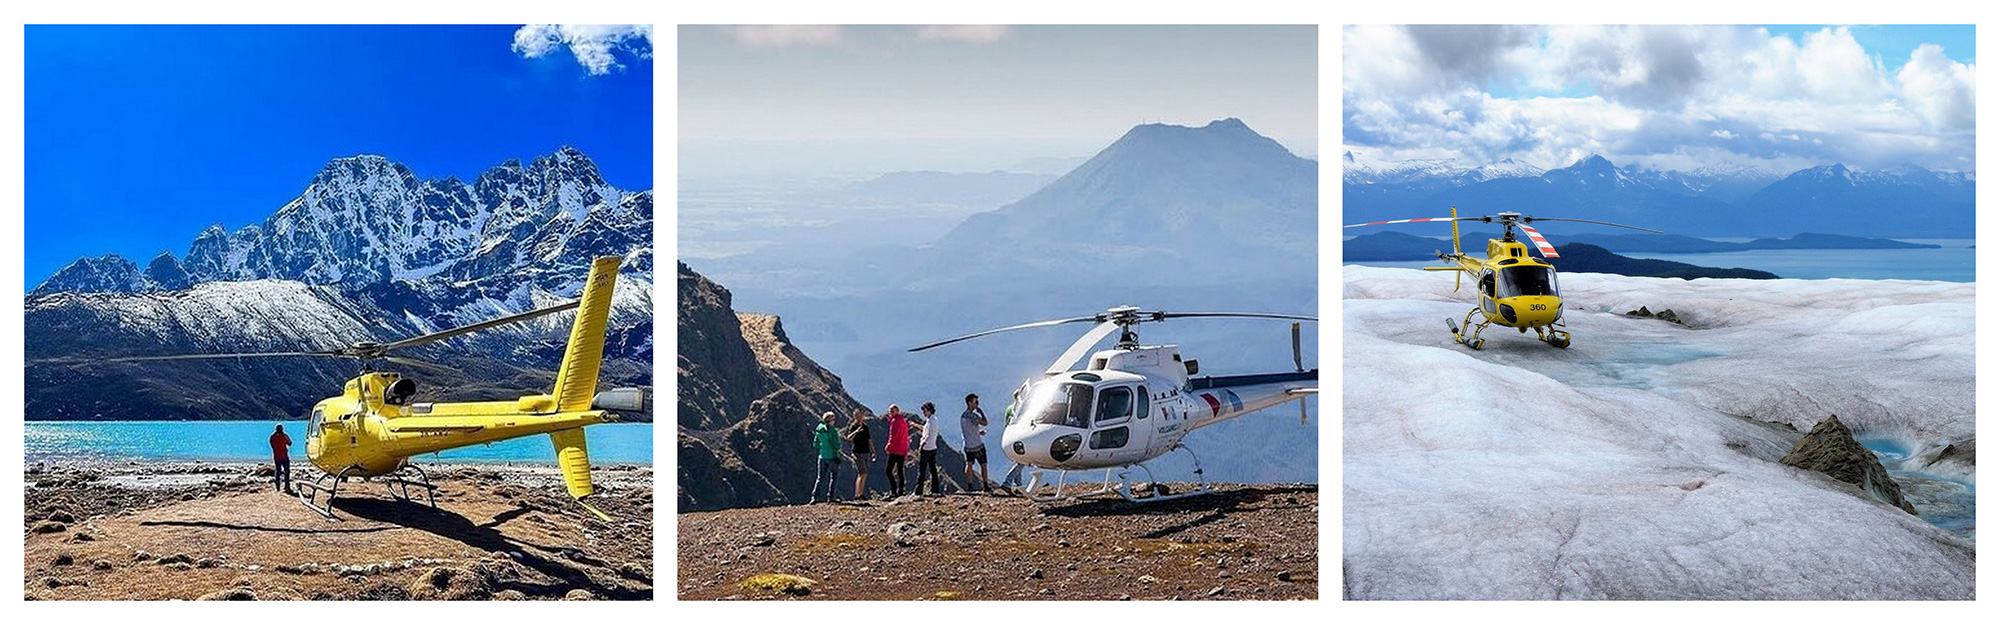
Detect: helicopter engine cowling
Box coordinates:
(592, 387, 651, 413)
(385, 378, 417, 405)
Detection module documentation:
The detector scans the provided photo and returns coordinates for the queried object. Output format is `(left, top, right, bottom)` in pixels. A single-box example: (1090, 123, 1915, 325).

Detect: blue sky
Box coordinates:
(1344, 25, 1976, 173)
(26, 25, 652, 287)
(680, 25, 1316, 178)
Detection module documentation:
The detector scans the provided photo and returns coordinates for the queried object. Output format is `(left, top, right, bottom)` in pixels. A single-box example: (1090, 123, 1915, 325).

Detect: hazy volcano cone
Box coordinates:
(1780, 415, 1917, 515)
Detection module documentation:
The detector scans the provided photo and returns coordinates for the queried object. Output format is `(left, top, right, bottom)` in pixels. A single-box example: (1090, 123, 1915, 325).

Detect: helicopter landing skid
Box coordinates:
(1447, 308, 1489, 350)
(295, 466, 360, 519)
(1022, 444, 1213, 504)
(1534, 322, 1572, 349)
(379, 464, 439, 509)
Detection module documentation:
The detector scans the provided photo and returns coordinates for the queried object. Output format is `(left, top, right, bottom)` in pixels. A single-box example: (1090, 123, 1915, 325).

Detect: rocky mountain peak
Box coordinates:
(311, 154, 415, 188)
(30, 254, 144, 297)
(143, 252, 191, 291)
(678, 262, 916, 511)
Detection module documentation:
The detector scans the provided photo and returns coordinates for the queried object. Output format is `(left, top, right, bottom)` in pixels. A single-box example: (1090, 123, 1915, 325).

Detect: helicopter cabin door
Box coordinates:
(1080, 384, 1148, 465)
(1479, 269, 1498, 316)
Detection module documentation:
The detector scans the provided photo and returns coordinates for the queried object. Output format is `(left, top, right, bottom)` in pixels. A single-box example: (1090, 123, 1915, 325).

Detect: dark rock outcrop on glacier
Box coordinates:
(25, 147, 652, 421)
(677, 263, 964, 511)
(1779, 415, 1918, 514)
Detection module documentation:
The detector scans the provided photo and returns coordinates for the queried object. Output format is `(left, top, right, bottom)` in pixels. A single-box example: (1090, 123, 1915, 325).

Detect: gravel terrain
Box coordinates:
(678, 484, 1317, 600)
(24, 461, 653, 600)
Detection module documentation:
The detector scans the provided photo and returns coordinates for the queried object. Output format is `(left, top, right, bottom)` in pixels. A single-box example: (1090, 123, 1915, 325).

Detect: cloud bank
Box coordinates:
(1344, 25, 1976, 172)
(513, 24, 654, 75)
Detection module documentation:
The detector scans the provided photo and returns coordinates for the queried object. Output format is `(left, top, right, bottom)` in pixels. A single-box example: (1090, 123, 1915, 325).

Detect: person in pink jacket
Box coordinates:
(883, 404, 912, 498)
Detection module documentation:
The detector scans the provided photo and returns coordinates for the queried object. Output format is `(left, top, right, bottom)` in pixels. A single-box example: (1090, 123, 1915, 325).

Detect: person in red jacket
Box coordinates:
(883, 404, 911, 498)
(269, 424, 293, 493)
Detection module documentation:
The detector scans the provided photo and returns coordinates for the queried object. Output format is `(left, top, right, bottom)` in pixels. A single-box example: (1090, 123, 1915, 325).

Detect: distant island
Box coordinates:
(1550, 243, 1780, 280)
(1563, 232, 1941, 253)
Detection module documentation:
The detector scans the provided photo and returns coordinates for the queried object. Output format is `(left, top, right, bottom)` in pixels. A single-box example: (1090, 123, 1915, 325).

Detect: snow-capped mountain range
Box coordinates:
(36, 146, 650, 296)
(26, 148, 653, 420)
(1344, 153, 1973, 238)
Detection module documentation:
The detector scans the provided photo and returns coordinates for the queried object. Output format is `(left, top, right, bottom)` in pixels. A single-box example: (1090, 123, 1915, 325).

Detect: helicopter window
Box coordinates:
(1499, 266, 1559, 298)
(1089, 426, 1130, 450)
(1030, 383, 1095, 428)
(309, 409, 323, 436)
(1095, 386, 1133, 425)
(1137, 386, 1150, 419)
(1479, 270, 1496, 296)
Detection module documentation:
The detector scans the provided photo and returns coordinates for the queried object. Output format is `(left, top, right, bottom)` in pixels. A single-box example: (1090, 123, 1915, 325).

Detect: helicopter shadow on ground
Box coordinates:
(1037, 484, 1316, 538)
(137, 518, 397, 535)
(330, 497, 645, 599)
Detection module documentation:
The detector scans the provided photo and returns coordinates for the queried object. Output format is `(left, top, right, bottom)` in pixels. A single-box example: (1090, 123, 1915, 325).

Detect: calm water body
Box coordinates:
(1346, 238, 1975, 282)
(24, 421, 653, 465)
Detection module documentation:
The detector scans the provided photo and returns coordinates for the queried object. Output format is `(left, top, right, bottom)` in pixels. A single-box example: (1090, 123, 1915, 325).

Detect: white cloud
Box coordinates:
(718, 25, 842, 47)
(1896, 43, 1976, 132)
(513, 24, 653, 76)
(1342, 25, 1974, 172)
(916, 25, 1012, 44)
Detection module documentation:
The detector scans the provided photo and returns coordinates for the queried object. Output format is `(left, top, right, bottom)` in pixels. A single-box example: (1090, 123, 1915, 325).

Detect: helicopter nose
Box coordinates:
(1002, 423, 1053, 466)
(1503, 295, 1561, 326)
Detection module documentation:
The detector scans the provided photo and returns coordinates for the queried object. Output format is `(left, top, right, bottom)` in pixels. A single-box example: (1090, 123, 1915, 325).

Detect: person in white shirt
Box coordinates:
(912, 401, 951, 495)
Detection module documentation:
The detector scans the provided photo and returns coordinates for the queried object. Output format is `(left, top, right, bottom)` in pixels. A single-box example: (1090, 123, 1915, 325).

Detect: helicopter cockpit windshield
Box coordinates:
(1026, 382, 1094, 429)
(1498, 265, 1559, 298)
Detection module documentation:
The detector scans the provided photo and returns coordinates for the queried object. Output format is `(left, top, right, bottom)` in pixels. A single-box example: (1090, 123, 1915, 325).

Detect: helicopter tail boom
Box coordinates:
(1184, 370, 1318, 431)
(551, 256, 622, 413)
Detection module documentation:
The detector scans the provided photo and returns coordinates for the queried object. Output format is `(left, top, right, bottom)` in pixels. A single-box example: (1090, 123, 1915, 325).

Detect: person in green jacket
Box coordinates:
(810, 411, 842, 504)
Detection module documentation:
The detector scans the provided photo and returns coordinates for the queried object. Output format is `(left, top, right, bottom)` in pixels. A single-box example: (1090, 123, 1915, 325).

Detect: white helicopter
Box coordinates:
(909, 306, 1316, 503)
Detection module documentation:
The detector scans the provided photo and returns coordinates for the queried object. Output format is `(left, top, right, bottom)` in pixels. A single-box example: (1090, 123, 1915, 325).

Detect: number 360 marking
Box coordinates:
(1528, 304, 1547, 311)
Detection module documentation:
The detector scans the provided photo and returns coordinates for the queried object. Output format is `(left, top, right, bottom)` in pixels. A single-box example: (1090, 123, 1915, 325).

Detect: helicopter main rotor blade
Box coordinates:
(99, 350, 348, 363)
(374, 299, 581, 353)
(1044, 321, 1121, 375)
(907, 315, 1103, 352)
(1157, 312, 1319, 322)
(1521, 217, 1663, 233)
(1344, 217, 1484, 228)
(1518, 224, 1562, 258)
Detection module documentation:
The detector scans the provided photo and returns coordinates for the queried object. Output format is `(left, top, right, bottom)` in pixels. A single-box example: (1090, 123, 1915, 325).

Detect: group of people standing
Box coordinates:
(809, 393, 1000, 504)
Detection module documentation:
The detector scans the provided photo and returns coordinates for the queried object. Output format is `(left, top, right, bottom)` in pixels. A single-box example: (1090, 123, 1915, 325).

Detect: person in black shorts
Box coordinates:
(844, 407, 874, 500)
(958, 393, 990, 491)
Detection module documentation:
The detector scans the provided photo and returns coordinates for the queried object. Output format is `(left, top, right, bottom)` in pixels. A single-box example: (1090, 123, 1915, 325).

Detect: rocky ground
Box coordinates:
(677, 484, 1318, 600)
(24, 461, 653, 600)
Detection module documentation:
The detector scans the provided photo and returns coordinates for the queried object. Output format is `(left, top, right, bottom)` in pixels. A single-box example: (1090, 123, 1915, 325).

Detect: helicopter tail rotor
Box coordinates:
(1291, 322, 1303, 373)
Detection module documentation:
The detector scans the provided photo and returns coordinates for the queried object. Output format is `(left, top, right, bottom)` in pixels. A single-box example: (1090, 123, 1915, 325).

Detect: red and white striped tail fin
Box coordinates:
(1519, 224, 1561, 258)
(1344, 217, 1461, 228)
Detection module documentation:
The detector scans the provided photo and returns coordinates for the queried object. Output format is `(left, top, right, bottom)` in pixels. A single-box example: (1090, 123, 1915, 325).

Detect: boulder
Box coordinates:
(1779, 415, 1918, 514)
(406, 566, 491, 600)
(198, 588, 257, 600)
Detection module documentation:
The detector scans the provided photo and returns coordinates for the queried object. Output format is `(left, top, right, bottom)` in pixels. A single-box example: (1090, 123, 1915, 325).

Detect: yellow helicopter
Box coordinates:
(1345, 209, 1659, 350)
(107, 256, 649, 520)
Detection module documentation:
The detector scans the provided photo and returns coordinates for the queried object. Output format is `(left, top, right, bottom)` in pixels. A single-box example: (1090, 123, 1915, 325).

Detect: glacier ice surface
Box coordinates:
(1343, 266, 1974, 600)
